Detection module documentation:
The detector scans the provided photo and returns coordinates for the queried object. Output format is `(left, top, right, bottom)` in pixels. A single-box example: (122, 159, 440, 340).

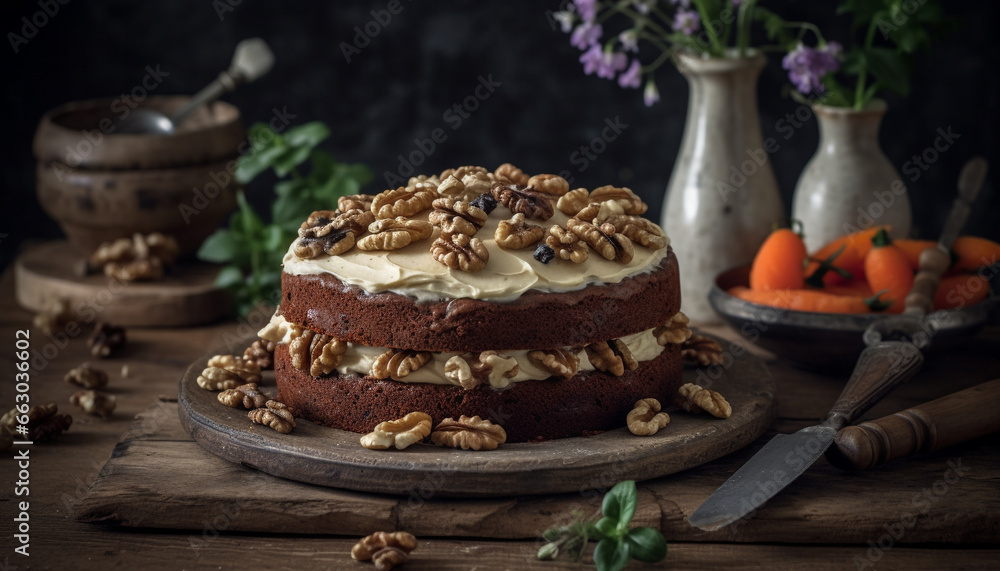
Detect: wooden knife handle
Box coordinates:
(826, 341, 924, 428)
(827, 378, 1000, 470)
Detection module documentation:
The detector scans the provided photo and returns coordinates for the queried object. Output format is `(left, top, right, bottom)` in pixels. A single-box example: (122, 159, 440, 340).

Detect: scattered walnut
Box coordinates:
(545, 224, 589, 264)
(88, 322, 126, 358)
(371, 186, 437, 219)
(436, 174, 477, 202)
(495, 213, 544, 250)
(0, 404, 72, 442)
(248, 400, 296, 433)
(431, 232, 489, 272)
(207, 354, 262, 383)
(653, 312, 693, 345)
(294, 209, 374, 258)
(65, 362, 109, 389)
(244, 339, 276, 370)
(585, 339, 638, 377)
(407, 174, 440, 192)
(430, 415, 507, 450)
(527, 348, 580, 379)
(676, 383, 732, 419)
(588, 185, 647, 215)
(428, 197, 488, 236)
(444, 351, 519, 389)
(682, 334, 725, 366)
(196, 366, 242, 391)
(371, 349, 433, 381)
(218, 382, 270, 409)
(338, 193, 377, 213)
(351, 531, 418, 561)
(627, 398, 670, 436)
(527, 173, 570, 196)
(440, 165, 488, 181)
(33, 298, 72, 335)
(69, 390, 116, 419)
(566, 218, 634, 264)
(91, 233, 180, 281)
(360, 412, 432, 450)
(372, 547, 408, 571)
(494, 163, 529, 185)
(491, 182, 555, 221)
(357, 217, 434, 251)
(288, 329, 347, 377)
(557, 188, 590, 216)
(603, 214, 668, 250)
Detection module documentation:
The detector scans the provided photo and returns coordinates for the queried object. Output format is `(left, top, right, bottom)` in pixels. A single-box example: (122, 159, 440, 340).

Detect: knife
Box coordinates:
(826, 378, 1000, 471)
(688, 157, 990, 531)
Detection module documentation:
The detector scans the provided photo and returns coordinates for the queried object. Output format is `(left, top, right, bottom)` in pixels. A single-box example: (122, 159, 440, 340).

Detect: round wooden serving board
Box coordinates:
(179, 337, 776, 497)
(15, 241, 230, 327)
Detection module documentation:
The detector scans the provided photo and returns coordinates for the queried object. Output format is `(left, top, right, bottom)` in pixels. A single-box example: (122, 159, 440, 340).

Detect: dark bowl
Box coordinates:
(709, 265, 998, 372)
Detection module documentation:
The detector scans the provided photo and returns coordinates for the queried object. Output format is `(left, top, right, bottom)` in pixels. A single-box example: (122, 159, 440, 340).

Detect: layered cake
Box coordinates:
(259, 164, 690, 442)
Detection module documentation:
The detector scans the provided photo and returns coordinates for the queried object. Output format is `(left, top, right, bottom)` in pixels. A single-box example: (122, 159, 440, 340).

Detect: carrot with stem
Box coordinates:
(728, 286, 890, 314)
(804, 226, 891, 286)
(750, 225, 807, 291)
(864, 229, 914, 314)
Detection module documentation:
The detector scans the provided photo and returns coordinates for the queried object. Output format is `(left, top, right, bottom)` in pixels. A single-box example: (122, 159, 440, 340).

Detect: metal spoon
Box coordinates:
(115, 37, 275, 135)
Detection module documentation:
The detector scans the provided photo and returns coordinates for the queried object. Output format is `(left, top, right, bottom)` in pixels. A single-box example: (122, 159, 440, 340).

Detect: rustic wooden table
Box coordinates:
(1, 264, 998, 570)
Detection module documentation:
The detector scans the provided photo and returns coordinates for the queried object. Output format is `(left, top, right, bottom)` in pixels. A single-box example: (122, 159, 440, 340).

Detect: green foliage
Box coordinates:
(197, 121, 373, 316)
(537, 481, 667, 571)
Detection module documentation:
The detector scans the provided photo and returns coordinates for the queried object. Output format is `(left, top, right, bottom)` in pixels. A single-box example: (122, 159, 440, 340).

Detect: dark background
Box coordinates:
(2, 1, 998, 272)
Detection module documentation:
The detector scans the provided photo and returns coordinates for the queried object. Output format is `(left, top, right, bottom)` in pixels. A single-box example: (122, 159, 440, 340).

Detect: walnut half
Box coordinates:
(653, 312, 693, 345)
(430, 415, 507, 451)
(495, 213, 544, 250)
(676, 383, 732, 419)
(431, 232, 489, 272)
(248, 400, 296, 433)
(444, 351, 519, 389)
(627, 398, 670, 436)
(351, 531, 418, 561)
(371, 349, 432, 381)
(360, 412, 432, 450)
(585, 339, 638, 377)
(527, 348, 579, 379)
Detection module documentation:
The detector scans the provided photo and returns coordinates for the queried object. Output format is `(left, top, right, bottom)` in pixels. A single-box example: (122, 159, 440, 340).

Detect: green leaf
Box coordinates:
(271, 190, 312, 227)
(602, 481, 638, 525)
(594, 517, 620, 539)
(864, 47, 910, 96)
(262, 225, 285, 251)
(593, 538, 631, 571)
(236, 143, 286, 184)
(197, 229, 244, 263)
(283, 121, 331, 149)
(272, 145, 313, 178)
(214, 264, 245, 289)
(625, 527, 668, 563)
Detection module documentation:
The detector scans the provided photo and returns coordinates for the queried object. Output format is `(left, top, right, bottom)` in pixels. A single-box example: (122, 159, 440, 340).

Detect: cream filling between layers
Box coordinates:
(281, 209, 669, 303)
(260, 312, 666, 386)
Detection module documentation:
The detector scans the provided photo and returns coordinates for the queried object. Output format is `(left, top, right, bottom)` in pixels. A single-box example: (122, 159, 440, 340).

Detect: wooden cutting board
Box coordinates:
(177, 340, 776, 497)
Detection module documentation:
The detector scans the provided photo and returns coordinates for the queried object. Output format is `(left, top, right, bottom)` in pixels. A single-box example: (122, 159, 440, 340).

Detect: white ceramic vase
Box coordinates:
(791, 100, 912, 253)
(661, 51, 784, 323)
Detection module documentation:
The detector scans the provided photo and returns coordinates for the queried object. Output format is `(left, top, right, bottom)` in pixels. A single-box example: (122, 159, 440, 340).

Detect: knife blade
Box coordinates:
(689, 157, 989, 531)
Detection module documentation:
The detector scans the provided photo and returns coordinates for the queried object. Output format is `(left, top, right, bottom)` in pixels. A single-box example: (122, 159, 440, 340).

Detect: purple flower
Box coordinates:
(618, 59, 642, 88)
(782, 42, 843, 95)
(579, 46, 628, 79)
(672, 8, 700, 36)
(573, 0, 597, 23)
(618, 29, 639, 53)
(570, 22, 602, 50)
(579, 45, 605, 76)
(643, 80, 660, 106)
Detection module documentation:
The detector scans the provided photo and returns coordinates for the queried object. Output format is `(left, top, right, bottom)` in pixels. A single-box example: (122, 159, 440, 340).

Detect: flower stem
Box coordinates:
(691, 0, 724, 56)
(854, 17, 880, 110)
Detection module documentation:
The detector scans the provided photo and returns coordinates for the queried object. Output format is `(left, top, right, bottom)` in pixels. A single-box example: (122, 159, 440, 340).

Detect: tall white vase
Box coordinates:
(792, 100, 911, 253)
(662, 51, 784, 323)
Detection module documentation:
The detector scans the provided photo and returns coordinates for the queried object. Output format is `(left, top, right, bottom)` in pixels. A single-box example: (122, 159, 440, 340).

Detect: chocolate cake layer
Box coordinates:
(279, 247, 681, 352)
(275, 342, 683, 443)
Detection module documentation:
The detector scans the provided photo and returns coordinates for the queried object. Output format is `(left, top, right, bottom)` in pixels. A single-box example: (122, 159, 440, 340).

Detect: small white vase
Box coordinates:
(662, 51, 785, 323)
(791, 100, 912, 253)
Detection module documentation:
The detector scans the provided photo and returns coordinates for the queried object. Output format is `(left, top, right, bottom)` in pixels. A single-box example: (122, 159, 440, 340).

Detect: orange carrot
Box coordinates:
(805, 226, 891, 286)
(750, 228, 807, 291)
(864, 229, 914, 314)
(934, 274, 991, 310)
(951, 236, 1000, 272)
(894, 239, 938, 271)
(816, 280, 875, 298)
(728, 286, 889, 314)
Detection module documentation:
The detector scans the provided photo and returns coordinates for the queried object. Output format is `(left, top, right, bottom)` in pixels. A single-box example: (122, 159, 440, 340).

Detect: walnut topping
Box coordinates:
(244, 339, 276, 370)
(428, 197, 488, 236)
(338, 193, 377, 213)
(1, 404, 71, 442)
(69, 390, 116, 419)
(491, 182, 555, 221)
(604, 214, 667, 250)
(218, 382, 270, 409)
(557, 188, 591, 216)
(372, 547, 408, 571)
(676, 383, 732, 418)
(65, 362, 109, 389)
(197, 366, 242, 390)
(494, 213, 544, 250)
(88, 232, 180, 282)
(494, 162, 529, 185)
(294, 209, 374, 258)
(444, 351, 519, 389)
(248, 400, 296, 433)
(436, 175, 472, 202)
(360, 412, 432, 450)
(575, 199, 625, 224)
(407, 174, 440, 192)
(431, 232, 489, 272)
(588, 185, 647, 215)
(430, 415, 507, 450)
(627, 398, 670, 436)
(288, 328, 347, 377)
(371, 349, 433, 381)
(351, 531, 418, 561)
(440, 165, 488, 181)
(527, 348, 580, 379)
(371, 186, 437, 219)
(207, 354, 262, 384)
(653, 312, 693, 345)
(545, 224, 589, 264)
(682, 334, 725, 366)
(527, 173, 570, 196)
(566, 218, 634, 264)
(585, 339, 638, 377)
(356, 217, 434, 251)
(88, 322, 126, 358)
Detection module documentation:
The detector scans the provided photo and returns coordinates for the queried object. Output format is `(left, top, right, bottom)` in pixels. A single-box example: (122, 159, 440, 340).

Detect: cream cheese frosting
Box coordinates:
(260, 312, 667, 387)
(282, 208, 669, 303)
